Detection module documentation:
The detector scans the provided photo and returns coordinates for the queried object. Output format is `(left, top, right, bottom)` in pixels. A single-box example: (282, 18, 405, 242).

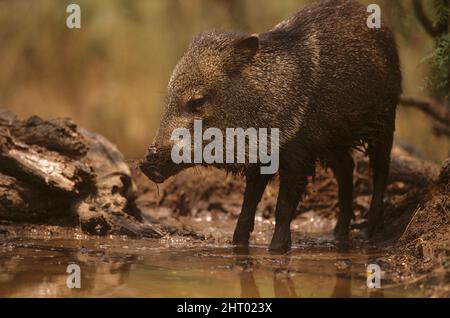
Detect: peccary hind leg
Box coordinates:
(233, 171, 270, 246)
(367, 131, 394, 237)
(330, 151, 355, 238)
(269, 173, 307, 254)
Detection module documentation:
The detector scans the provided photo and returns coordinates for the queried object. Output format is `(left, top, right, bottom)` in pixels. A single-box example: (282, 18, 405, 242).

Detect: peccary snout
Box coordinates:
(140, 144, 178, 184)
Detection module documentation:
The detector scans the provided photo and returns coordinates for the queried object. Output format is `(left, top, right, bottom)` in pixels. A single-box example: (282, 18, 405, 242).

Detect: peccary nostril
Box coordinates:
(148, 145, 158, 155)
(144, 145, 160, 164)
(139, 160, 166, 184)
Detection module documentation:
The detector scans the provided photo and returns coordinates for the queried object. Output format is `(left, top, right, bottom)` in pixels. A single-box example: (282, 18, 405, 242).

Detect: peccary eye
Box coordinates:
(186, 96, 206, 112)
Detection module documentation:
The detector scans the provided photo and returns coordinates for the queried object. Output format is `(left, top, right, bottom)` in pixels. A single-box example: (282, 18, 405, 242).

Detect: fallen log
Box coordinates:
(0, 110, 165, 238)
(10, 116, 89, 158)
(389, 155, 440, 186)
(0, 127, 94, 196)
(74, 128, 165, 238)
(0, 172, 68, 222)
(355, 147, 440, 187)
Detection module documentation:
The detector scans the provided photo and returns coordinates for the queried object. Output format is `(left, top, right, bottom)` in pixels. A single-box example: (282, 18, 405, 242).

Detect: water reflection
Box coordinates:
(273, 268, 298, 298)
(0, 240, 414, 297)
(0, 244, 137, 297)
(239, 272, 260, 297)
(233, 249, 350, 298)
(233, 253, 298, 298)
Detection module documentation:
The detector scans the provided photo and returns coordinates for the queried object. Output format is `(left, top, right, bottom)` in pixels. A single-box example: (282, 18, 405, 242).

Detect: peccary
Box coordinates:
(141, 0, 401, 253)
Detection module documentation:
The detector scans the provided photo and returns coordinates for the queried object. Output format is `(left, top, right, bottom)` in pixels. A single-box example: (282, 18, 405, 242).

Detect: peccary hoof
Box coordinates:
(232, 233, 250, 245)
(232, 238, 249, 246)
(268, 242, 291, 255)
(366, 221, 384, 239)
(232, 245, 250, 255)
(334, 224, 350, 240)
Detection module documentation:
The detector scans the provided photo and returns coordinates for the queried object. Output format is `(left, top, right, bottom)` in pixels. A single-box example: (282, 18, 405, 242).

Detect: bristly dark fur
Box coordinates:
(142, 0, 402, 250)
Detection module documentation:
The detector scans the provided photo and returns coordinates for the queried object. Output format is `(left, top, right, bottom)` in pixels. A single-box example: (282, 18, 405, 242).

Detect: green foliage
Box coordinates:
(422, 34, 450, 100)
(432, 0, 449, 26)
(426, 0, 449, 100)
(386, 0, 448, 101)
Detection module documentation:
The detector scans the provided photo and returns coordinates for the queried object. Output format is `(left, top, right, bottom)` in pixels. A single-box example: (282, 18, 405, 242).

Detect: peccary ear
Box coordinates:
(227, 34, 259, 75)
(234, 35, 259, 59)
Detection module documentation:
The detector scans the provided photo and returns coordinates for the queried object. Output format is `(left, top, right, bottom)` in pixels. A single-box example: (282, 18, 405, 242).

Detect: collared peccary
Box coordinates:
(141, 0, 401, 253)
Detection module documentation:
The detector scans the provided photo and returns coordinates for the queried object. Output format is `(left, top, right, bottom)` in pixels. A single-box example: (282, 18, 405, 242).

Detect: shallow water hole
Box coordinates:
(0, 232, 426, 298)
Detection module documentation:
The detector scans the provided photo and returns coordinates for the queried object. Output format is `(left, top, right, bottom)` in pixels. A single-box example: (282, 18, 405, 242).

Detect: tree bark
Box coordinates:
(389, 154, 440, 186)
(0, 128, 94, 196)
(0, 110, 164, 238)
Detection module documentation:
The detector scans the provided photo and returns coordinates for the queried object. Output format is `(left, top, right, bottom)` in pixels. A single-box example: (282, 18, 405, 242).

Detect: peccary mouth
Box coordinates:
(139, 161, 168, 183)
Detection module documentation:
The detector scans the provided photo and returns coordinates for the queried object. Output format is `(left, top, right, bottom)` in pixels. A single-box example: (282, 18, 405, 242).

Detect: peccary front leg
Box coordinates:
(232, 171, 270, 246)
(269, 173, 307, 254)
(329, 151, 355, 238)
(367, 130, 394, 237)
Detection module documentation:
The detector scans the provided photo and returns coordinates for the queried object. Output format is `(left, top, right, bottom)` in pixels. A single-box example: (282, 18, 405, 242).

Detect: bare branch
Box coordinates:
(433, 122, 450, 138)
(399, 95, 450, 127)
(412, 0, 447, 38)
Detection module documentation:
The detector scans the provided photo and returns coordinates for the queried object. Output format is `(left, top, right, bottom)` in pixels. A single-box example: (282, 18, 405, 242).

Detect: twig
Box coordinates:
(399, 95, 450, 127)
(433, 122, 450, 138)
(412, 0, 448, 38)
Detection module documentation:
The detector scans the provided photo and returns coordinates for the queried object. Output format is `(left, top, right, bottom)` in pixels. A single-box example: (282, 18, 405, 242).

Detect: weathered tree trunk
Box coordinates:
(0, 128, 95, 196)
(0, 110, 164, 238)
(389, 155, 440, 185)
(0, 172, 69, 222)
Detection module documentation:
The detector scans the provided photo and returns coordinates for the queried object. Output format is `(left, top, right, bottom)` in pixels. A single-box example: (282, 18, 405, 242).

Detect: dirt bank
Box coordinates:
(380, 159, 450, 297)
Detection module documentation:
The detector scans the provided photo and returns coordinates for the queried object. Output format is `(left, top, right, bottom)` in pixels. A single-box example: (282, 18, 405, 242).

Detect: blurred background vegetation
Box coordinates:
(0, 0, 448, 161)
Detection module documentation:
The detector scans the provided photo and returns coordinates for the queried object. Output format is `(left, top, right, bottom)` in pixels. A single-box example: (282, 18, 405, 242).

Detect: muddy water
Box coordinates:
(0, 215, 425, 298)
